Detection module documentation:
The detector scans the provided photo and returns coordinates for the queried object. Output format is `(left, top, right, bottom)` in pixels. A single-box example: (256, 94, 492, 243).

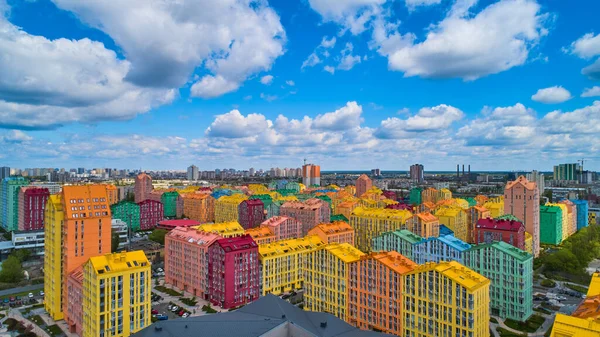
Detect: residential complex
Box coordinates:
(17, 186, 49, 231)
(245, 226, 276, 245)
(161, 191, 182, 218)
(474, 218, 525, 250)
(111, 201, 141, 231)
(410, 164, 424, 183)
(435, 206, 468, 242)
(238, 199, 265, 229)
(406, 212, 439, 238)
(504, 176, 540, 257)
(138, 199, 163, 230)
(182, 193, 214, 223)
(349, 207, 412, 252)
(214, 194, 248, 223)
(279, 198, 330, 236)
(1, 177, 29, 231)
(134, 173, 153, 203)
(260, 216, 302, 241)
(307, 221, 355, 245)
(355, 174, 372, 198)
(540, 205, 564, 245)
(302, 163, 320, 187)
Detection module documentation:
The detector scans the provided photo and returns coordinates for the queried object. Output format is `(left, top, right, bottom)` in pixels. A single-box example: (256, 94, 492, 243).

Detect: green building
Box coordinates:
(161, 191, 180, 218)
(496, 214, 521, 222)
(465, 241, 533, 322)
(371, 229, 423, 261)
(553, 163, 580, 181)
(276, 189, 297, 197)
(540, 205, 563, 245)
(465, 197, 477, 207)
(1, 177, 29, 231)
(330, 214, 348, 222)
(110, 200, 141, 231)
(284, 182, 301, 193)
(409, 187, 422, 206)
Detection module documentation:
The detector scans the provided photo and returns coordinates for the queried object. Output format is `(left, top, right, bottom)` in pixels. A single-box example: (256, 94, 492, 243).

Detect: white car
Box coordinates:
(28, 293, 33, 298)
(182, 313, 189, 318)
(171, 306, 179, 312)
(39, 291, 44, 296)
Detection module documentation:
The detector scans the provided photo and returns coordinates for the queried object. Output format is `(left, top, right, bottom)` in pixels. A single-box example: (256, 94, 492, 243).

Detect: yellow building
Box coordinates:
(337, 200, 359, 220)
(547, 203, 569, 241)
(194, 221, 245, 238)
(524, 232, 533, 255)
(484, 197, 505, 218)
(258, 235, 324, 295)
(404, 261, 490, 337)
(44, 195, 64, 320)
(550, 273, 600, 337)
(304, 243, 364, 320)
(214, 194, 248, 223)
(349, 207, 413, 252)
(82, 251, 151, 337)
(245, 226, 276, 245)
(435, 206, 468, 242)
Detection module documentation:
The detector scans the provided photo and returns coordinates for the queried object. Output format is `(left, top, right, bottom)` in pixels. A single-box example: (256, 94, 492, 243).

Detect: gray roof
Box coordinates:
(132, 294, 393, 337)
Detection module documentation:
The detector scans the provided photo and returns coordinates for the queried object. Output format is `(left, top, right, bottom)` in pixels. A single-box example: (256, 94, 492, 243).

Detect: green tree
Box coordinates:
(0, 256, 24, 283)
(12, 249, 31, 263)
(125, 192, 135, 202)
(148, 229, 168, 245)
(111, 230, 120, 253)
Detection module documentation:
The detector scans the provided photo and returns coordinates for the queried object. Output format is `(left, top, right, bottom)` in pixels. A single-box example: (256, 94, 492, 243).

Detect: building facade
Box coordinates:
(187, 165, 199, 181)
(215, 194, 248, 223)
(504, 176, 540, 257)
(307, 221, 354, 245)
(18, 186, 49, 231)
(238, 199, 265, 229)
(553, 163, 580, 181)
(161, 191, 182, 218)
(182, 193, 215, 223)
(540, 205, 563, 245)
(196, 221, 245, 238)
(111, 201, 141, 232)
(349, 207, 412, 253)
(372, 230, 423, 261)
(571, 199, 589, 230)
(302, 163, 321, 187)
(244, 226, 276, 245)
(474, 218, 525, 250)
(279, 199, 330, 236)
(355, 174, 372, 198)
(134, 173, 153, 203)
(138, 199, 163, 231)
(406, 212, 439, 238)
(1, 177, 29, 231)
(260, 216, 302, 241)
(409, 164, 424, 183)
(435, 206, 468, 242)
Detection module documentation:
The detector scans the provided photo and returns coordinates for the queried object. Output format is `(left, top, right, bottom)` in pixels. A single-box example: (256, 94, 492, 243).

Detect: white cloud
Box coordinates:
(567, 33, 600, 59)
(324, 66, 335, 74)
(302, 35, 337, 69)
(405, 0, 442, 10)
(531, 86, 572, 104)
(540, 101, 600, 135)
(286, 80, 295, 86)
(308, 0, 386, 35)
(376, 104, 464, 138)
(206, 110, 271, 138)
(320, 36, 337, 48)
(260, 93, 278, 102)
(582, 86, 600, 98)
(260, 75, 274, 85)
(372, 0, 548, 80)
(582, 58, 600, 80)
(338, 43, 362, 70)
(52, 0, 286, 97)
(3, 130, 32, 142)
(313, 101, 364, 130)
(243, 95, 252, 100)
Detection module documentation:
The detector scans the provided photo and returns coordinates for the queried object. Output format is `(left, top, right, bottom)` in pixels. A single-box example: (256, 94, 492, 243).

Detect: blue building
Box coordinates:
(439, 224, 454, 236)
(413, 234, 471, 264)
(570, 199, 589, 230)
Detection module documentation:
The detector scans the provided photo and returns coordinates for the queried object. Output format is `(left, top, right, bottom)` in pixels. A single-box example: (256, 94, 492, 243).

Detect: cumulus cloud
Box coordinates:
(338, 43, 362, 71)
(567, 33, 600, 59)
(313, 101, 363, 130)
(324, 66, 335, 74)
(372, 0, 548, 80)
(52, 0, 286, 97)
(376, 104, 463, 138)
(308, 0, 386, 35)
(286, 80, 295, 86)
(540, 101, 600, 135)
(531, 86, 572, 104)
(405, 0, 442, 10)
(261, 75, 274, 85)
(582, 58, 600, 80)
(302, 36, 337, 69)
(3, 130, 32, 142)
(206, 110, 271, 138)
(582, 86, 600, 98)
(260, 93, 278, 102)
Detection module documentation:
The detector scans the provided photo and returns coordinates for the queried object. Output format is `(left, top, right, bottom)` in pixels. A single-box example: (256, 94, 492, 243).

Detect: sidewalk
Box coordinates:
(5, 308, 50, 337)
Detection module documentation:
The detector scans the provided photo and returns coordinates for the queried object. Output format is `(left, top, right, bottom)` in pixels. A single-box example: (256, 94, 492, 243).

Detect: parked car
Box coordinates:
(151, 309, 159, 315)
(2, 298, 8, 304)
(178, 310, 185, 316)
(182, 313, 189, 318)
(156, 314, 168, 321)
(39, 291, 44, 296)
(167, 304, 173, 310)
(157, 268, 164, 272)
(9, 297, 15, 302)
(28, 293, 33, 298)
(281, 294, 291, 300)
(171, 306, 179, 312)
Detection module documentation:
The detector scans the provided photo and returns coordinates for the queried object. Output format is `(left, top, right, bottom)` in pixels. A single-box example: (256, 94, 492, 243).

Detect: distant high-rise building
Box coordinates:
(134, 173, 153, 203)
(371, 168, 381, 176)
(355, 174, 372, 198)
(504, 176, 540, 257)
(249, 167, 255, 176)
(302, 163, 320, 187)
(409, 164, 424, 183)
(553, 163, 580, 181)
(526, 170, 545, 196)
(76, 167, 84, 174)
(187, 165, 199, 181)
(0, 167, 10, 180)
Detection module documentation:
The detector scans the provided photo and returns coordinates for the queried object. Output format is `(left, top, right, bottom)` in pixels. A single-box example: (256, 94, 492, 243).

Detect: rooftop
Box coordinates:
(430, 235, 471, 252)
(351, 207, 412, 220)
(476, 218, 524, 232)
(88, 250, 149, 274)
(196, 222, 245, 236)
(367, 251, 417, 275)
(416, 212, 437, 222)
(168, 227, 221, 246)
(324, 243, 365, 263)
(261, 216, 294, 227)
(308, 221, 353, 235)
(505, 175, 537, 191)
(381, 230, 423, 244)
(216, 235, 258, 252)
(410, 261, 489, 291)
(468, 241, 532, 262)
(259, 235, 324, 258)
(245, 226, 275, 239)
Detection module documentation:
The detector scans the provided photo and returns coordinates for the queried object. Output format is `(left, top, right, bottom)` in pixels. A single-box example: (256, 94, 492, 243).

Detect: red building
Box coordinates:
(385, 203, 414, 212)
(157, 219, 200, 230)
(238, 199, 265, 229)
(474, 218, 525, 250)
(382, 190, 397, 201)
(138, 199, 163, 231)
(208, 235, 259, 309)
(18, 187, 50, 231)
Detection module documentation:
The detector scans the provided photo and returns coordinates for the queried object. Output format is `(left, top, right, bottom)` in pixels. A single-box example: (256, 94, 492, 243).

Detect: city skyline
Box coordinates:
(0, 0, 599, 171)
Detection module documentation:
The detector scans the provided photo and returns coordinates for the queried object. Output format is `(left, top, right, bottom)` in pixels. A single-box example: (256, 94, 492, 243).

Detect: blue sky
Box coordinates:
(0, 0, 599, 171)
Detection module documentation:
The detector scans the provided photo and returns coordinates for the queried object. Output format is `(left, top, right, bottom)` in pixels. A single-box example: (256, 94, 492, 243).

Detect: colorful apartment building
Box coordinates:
(465, 241, 533, 321)
(260, 216, 302, 241)
(504, 176, 540, 257)
(347, 251, 417, 336)
(111, 201, 141, 231)
(547, 202, 569, 241)
(238, 199, 265, 229)
(304, 243, 364, 320)
(196, 221, 245, 238)
(337, 200, 359, 220)
(161, 191, 182, 218)
(18, 186, 49, 231)
(403, 261, 490, 337)
(466, 205, 490, 243)
(406, 212, 439, 238)
(435, 206, 468, 242)
(103, 184, 119, 205)
(138, 199, 163, 231)
(44, 185, 112, 321)
(414, 234, 471, 265)
(279, 198, 331, 236)
(372, 230, 423, 261)
(524, 232, 533, 255)
(1, 177, 29, 231)
(571, 199, 589, 230)
(258, 235, 324, 296)
(550, 273, 600, 337)
(164, 227, 221, 298)
(79, 251, 151, 337)
(307, 221, 354, 245)
(134, 173, 153, 203)
(474, 218, 525, 250)
(540, 205, 564, 245)
(215, 194, 248, 223)
(245, 226, 276, 245)
(484, 198, 504, 219)
(66, 267, 84, 336)
(409, 188, 422, 206)
(208, 235, 260, 309)
(355, 174, 372, 198)
(558, 199, 578, 237)
(182, 193, 215, 223)
(349, 207, 412, 253)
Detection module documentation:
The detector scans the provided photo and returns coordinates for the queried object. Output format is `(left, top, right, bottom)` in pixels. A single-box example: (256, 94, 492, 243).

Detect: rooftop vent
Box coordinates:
(320, 321, 327, 328)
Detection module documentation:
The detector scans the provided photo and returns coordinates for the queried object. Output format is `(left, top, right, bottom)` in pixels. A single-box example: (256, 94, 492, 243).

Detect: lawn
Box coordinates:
(505, 314, 546, 333)
(46, 324, 64, 336)
(565, 283, 588, 294)
(541, 279, 556, 288)
(202, 304, 217, 313)
(30, 315, 44, 326)
(179, 297, 197, 306)
(496, 327, 527, 337)
(490, 317, 499, 323)
(155, 286, 183, 297)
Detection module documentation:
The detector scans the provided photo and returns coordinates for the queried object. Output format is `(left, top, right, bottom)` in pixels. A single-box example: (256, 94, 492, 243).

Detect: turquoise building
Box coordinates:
(111, 200, 141, 231)
(161, 191, 180, 218)
(570, 199, 589, 230)
(540, 205, 563, 245)
(1, 177, 29, 231)
(409, 187, 422, 205)
(371, 229, 423, 261)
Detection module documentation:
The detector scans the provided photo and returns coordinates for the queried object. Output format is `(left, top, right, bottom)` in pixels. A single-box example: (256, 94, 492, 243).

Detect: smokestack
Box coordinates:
(457, 164, 459, 178)
(468, 165, 471, 180)
(462, 165, 465, 178)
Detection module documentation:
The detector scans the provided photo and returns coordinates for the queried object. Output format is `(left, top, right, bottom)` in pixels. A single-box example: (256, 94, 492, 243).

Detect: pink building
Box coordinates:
(165, 227, 221, 299)
(474, 218, 525, 250)
(382, 190, 397, 201)
(280, 198, 331, 236)
(18, 187, 49, 231)
(238, 199, 265, 229)
(147, 190, 164, 203)
(307, 221, 354, 245)
(355, 174, 372, 198)
(260, 216, 302, 241)
(208, 235, 260, 309)
(504, 176, 540, 256)
(157, 219, 200, 231)
(138, 199, 163, 231)
(66, 266, 83, 335)
(134, 173, 153, 203)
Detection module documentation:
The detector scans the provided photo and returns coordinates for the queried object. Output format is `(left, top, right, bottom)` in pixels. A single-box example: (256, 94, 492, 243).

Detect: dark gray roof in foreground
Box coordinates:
(132, 294, 393, 337)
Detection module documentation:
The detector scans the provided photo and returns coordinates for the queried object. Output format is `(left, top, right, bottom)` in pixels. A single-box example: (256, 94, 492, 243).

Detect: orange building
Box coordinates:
(337, 200, 359, 220)
(245, 226, 276, 245)
(307, 221, 355, 245)
(355, 174, 372, 198)
(182, 193, 215, 223)
(466, 205, 491, 243)
(260, 216, 302, 241)
(102, 184, 118, 205)
(406, 212, 440, 238)
(347, 251, 417, 335)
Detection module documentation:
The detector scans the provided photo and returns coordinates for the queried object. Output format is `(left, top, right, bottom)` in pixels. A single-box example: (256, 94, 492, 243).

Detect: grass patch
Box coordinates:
(541, 279, 556, 288)
(534, 307, 553, 315)
(201, 304, 217, 314)
(155, 286, 183, 297)
(490, 317, 499, 323)
(496, 327, 527, 337)
(21, 303, 44, 315)
(504, 314, 545, 333)
(179, 297, 197, 306)
(30, 315, 44, 326)
(565, 283, 588, 294)
(46, 324, 64, 336)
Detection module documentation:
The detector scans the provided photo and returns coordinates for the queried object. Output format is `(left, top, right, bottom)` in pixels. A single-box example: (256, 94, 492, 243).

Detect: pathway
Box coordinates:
(491, 313, 556, 337)
(0, 284, 43, 297)
(5, 307, 50, 337)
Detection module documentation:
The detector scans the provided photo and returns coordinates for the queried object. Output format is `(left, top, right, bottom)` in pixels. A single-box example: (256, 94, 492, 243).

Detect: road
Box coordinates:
(0, 283, 43, 297)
